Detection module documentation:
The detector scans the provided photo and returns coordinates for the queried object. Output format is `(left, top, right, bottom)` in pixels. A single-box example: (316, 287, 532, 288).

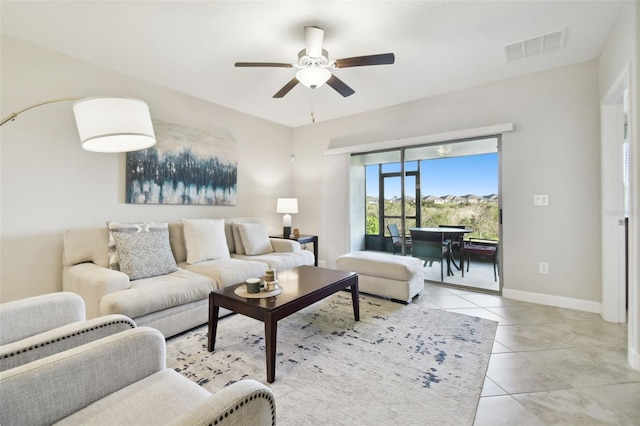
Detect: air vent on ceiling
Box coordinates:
(504, 29, 566, 62)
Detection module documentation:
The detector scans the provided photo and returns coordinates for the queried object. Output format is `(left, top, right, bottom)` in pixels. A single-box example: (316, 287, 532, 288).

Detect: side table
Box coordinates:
(271, 234, 318, 266)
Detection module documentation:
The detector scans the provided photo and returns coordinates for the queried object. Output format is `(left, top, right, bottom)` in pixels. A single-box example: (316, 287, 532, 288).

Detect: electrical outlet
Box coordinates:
(539, 262, 549, 274)
(534, 195, 549, 206)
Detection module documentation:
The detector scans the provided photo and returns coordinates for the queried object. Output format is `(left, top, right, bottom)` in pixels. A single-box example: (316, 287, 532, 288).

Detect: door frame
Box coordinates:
(380, 168, 419, 255)
(600, 65, 630, 323)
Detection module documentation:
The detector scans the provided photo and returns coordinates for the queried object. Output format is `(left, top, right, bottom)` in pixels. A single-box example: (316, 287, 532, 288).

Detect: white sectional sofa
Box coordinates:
(63, 218, 314, 338)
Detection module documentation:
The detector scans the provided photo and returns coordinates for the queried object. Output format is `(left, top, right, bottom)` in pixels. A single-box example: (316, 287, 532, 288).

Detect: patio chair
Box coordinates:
(464, 239, 499, 281)
(438, 224, 467, 275)
(388, 223, 412, 255)
(410, 228, 451, 281)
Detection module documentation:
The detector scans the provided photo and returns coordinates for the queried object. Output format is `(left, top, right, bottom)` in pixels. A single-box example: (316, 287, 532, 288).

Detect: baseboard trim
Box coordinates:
(629, 347, 640, 371)
(502, 288, 601, 313)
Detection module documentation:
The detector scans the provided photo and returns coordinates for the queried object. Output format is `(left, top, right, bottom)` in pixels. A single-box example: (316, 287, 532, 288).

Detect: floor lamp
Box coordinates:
(1, 96, 156, 153)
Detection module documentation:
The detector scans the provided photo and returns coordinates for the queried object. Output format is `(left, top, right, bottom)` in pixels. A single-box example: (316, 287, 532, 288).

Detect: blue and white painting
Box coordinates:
(126, 120, 237, 205)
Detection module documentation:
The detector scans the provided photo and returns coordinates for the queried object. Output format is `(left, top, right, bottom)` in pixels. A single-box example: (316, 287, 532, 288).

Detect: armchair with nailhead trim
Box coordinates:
(0, 292, 136, 372)
(0, 327, 276, 426)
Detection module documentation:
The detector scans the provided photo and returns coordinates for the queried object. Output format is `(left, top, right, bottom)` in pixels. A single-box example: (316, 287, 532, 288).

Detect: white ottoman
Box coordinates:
(335, 251, 424, 304)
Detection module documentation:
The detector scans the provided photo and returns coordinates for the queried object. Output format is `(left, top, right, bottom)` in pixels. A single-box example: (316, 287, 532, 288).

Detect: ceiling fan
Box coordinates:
(235, 26, 395, 98)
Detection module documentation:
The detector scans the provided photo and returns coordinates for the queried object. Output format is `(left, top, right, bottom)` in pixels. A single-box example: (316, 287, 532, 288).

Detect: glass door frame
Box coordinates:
(380, 165, 420, 255)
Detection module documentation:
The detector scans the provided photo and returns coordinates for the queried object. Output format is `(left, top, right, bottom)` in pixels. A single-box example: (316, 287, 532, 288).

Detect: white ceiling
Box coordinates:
(0, 1, 626, 128)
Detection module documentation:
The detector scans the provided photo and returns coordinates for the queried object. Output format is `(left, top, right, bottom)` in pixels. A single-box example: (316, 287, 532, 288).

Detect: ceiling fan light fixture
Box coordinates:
(296, 67, 331, 89)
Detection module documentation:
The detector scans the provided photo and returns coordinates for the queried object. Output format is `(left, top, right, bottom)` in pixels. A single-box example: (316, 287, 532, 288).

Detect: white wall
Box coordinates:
(293, 60, 602, 309)
(0, 36, 293, 303)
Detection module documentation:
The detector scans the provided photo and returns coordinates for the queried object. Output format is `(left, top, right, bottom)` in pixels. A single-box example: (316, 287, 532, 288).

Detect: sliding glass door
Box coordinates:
(354, 137, 501, 292)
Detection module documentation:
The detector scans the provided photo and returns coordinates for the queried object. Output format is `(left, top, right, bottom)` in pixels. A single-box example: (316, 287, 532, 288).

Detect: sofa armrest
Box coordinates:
(0, 327, 165, 426)
(167, 379, 276, 426)
(0, 292, 85, 345)
(269, 238, 300, 253)
(63, 263, 131, 319)
(0, 314, 136, 372)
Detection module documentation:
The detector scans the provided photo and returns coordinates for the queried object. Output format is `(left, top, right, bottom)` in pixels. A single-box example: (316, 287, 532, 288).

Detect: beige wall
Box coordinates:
(292, 60, 602, 309)
(0, 36, 293, 302)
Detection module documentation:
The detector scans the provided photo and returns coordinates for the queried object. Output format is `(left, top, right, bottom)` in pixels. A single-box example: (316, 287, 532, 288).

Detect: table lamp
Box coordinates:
(276, 198, 298, 237)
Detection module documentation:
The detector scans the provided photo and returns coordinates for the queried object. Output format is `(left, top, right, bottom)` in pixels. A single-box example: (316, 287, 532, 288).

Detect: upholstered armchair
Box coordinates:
(0, 292, 136, 372)
(0, 327, 276, 425)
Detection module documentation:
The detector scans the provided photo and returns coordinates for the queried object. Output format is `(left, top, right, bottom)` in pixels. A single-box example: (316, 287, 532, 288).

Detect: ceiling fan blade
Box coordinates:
(304, 26, 324, 57)
(334, 53, 395, 68)
(273, 77, 299, 98)
(235, 62, 293, 68)
(326, 74, 355, 97)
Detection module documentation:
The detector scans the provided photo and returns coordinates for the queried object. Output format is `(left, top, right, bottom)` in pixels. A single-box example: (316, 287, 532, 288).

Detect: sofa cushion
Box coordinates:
(237, 223, 274, 256)
(234, 250, 315, 270)
(181, 258, 268, 289)
(63, 227, 110, 268)
(182, 218, 230, 264)
(168, 222, 187, 263)
(99, 268, 214, 318)
(56, 369, 212, 425)
(107, 222, 179, 280)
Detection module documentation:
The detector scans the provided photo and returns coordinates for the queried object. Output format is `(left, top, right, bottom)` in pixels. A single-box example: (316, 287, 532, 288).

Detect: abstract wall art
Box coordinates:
(126, 120, 237, 205)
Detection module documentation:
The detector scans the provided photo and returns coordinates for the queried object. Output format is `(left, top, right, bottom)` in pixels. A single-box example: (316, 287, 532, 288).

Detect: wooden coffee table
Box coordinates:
(207, 265, 359, 383)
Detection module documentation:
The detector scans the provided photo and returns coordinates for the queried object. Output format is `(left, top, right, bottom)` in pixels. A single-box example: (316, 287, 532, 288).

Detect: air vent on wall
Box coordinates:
(504, 29, 566, 62)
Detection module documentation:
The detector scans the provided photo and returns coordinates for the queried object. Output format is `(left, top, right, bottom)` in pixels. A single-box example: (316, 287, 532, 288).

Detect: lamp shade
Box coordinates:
(276, 198, 298, 214)
(73, 97, 156, 153)
(295, 67, 331, 89)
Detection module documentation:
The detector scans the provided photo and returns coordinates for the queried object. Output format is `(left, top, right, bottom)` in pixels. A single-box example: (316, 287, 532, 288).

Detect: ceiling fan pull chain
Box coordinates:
(310, 91, 316, 123)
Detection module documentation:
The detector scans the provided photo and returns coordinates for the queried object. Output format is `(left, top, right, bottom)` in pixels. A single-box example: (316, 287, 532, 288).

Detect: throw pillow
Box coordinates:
(232, 223, 246, 255)
(107, 222, 178, 280)
(228, 218, 261, 254)
(182, 218, 230, 264)
(237, 222, 274, 256)
(107, 227, 120, 271)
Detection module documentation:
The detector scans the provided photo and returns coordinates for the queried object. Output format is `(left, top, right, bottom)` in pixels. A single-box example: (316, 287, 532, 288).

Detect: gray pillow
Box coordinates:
(107, 222, 178, 280)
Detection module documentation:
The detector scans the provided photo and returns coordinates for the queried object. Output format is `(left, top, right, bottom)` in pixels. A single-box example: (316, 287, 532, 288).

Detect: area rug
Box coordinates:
(166, 293, 497, 425)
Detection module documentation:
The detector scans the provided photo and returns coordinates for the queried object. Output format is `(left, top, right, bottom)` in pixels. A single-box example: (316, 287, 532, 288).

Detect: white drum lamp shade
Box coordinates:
(73, 97, 156, 153)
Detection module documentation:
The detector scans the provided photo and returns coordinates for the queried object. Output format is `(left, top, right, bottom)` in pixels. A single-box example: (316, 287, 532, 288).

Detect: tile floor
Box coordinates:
(420, 256, 500, 292)
(415, 282, 640, 425)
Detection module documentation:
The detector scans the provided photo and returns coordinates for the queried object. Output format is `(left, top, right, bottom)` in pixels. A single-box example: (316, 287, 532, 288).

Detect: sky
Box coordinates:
(366, 153, 498, 198)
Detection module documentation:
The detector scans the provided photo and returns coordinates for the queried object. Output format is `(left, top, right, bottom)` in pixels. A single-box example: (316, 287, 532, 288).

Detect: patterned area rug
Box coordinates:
(166, 293, 497, 425)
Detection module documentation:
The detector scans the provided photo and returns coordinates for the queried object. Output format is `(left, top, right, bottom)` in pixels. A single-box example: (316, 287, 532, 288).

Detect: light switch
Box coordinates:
(534, 195, 548, 206)
(539, 262, 549, 274)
